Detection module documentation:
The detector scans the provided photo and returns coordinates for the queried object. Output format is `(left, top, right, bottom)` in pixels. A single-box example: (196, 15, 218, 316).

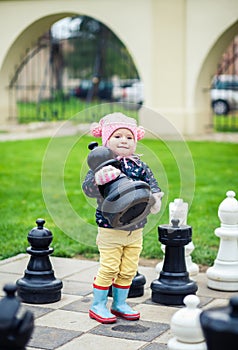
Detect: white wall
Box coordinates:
(0, 0, 238, 135)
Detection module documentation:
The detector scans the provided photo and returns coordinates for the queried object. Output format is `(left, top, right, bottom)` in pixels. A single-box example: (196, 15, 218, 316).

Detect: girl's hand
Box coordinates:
(95, 165, 121, 185)
(150, 192, 164, 214)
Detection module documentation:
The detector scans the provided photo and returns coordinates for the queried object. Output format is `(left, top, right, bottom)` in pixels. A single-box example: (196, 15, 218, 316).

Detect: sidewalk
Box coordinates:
(1, 121, 238, 142)
(0, 254, 235, 350)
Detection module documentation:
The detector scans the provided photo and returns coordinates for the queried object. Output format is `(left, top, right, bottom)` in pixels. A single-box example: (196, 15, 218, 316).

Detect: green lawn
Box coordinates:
(1, 134, 238, 266)
(17, 98, 140, 124)
(214, 114, 238, 132)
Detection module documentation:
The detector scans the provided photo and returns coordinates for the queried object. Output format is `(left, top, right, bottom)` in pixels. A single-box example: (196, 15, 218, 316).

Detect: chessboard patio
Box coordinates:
(0, 254, 235, 350)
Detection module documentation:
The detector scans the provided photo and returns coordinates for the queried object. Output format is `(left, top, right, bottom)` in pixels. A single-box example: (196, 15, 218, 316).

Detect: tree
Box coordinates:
(62, 16, 139, 83)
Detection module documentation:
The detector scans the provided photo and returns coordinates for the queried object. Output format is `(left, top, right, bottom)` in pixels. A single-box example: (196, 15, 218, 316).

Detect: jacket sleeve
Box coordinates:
(140, 162, 161, 194)
(82, 169, 102, 198)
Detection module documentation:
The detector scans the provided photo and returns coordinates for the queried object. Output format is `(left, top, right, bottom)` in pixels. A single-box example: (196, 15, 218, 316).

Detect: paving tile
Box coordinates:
(201, 297, 229, 310)
(64, 265, 99, 283)
(56, 333, 146, 350)
(138, 266, 158, 288)
(22, 294, 79, 310)
(28, 326, 82, 350)
(0, 254, 98, 280)
(51, 257, 99, 279)
(62, 280, 92, 296)
(153, 329, 173, 344)
(142, 343, 168, 350)
(0, 272, 22, 295)
(136, 303, 179, 324)
(0, 255, 30, 274)
(197, 295, 214, 308)
(90, 318, 169, 342)
(35, 309, 97, 332)
(129, 287, 152, 303)
(61, 295, 92, 313)
(0, 253, 27, 266)
(21, 304, 54, 319)
(196, 273, 238, 299)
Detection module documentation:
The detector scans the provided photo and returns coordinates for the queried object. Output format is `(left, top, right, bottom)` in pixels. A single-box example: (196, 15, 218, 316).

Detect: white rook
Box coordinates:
(207, 190, 238, 291)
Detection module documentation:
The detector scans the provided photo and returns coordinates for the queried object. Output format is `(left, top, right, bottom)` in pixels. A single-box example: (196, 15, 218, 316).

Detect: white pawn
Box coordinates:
(156, 198, 199, 277)
(207, 190, 238, 291)
(168, 295, 207, 350)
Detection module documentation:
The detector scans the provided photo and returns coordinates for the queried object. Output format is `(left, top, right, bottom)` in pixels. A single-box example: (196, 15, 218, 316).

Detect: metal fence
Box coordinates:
(8, 23, 142, 125)
(210, 35, 238, 132)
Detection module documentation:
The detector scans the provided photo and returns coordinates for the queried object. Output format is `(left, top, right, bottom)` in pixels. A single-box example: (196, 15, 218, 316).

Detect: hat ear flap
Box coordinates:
(137, 126, 145, 140)
(90, 122, 102, 137)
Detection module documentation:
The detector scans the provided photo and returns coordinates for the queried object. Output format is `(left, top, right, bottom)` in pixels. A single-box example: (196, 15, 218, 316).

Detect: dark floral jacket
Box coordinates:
(82, 156, 161, 231)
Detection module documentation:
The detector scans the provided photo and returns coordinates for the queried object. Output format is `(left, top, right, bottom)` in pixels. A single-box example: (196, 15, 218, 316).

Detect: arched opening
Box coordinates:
(195, 20, 238, 133)
(7, 15, 143, 124)
(210, 35, 238, 131)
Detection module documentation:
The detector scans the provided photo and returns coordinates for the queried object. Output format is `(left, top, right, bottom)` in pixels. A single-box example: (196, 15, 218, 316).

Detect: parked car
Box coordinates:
(119, 81, 144, 106)
(74, 79, 113, 100)
(210, 75, 238, 115)
(111, 79, 141, 101)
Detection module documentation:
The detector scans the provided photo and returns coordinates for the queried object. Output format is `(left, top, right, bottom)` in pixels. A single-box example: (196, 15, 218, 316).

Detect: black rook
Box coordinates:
(150, 219, 197, 305)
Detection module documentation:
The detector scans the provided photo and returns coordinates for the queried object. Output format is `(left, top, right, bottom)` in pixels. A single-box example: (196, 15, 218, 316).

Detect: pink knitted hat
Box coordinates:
(90, 113, 145, 146)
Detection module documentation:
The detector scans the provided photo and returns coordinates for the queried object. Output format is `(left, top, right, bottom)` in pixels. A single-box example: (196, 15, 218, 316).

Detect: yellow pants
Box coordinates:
(94, 227, 143, 287)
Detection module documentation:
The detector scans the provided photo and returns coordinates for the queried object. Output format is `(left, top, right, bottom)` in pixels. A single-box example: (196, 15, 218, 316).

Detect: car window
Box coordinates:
(81, 80, 92, 89)
(212, 79, 238, 90)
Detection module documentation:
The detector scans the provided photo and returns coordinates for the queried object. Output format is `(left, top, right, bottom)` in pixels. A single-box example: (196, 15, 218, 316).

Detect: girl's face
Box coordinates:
(107, 128, 136, 157)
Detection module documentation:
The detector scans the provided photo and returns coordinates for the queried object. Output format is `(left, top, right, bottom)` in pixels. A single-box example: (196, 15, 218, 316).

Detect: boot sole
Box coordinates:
(111, 309, 140, 321)
(89, 310, 117, 324)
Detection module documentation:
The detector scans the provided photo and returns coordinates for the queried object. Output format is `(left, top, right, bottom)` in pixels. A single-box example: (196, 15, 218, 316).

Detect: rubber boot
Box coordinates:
(111, 284, 140, 320)
(89, 285, 117, 324)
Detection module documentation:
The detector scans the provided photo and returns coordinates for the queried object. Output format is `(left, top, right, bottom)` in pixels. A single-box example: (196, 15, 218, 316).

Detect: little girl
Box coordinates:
(83, 112, 163, 323)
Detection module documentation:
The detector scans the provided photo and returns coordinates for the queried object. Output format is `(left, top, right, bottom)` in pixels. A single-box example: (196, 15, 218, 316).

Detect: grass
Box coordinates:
(17, 98, 238, 133)
(17, 98, 140, 124)
(0, 134, 238, 266)
(214, 114, 238, 131)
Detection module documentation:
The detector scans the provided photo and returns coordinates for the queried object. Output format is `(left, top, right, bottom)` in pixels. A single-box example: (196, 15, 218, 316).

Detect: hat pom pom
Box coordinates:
(137, 126, 145, 140)
(90, 122, 102, 137)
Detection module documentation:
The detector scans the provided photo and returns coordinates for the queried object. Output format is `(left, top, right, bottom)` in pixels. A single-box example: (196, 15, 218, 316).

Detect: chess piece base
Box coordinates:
(17, 277, 63, 304)
(151, 277, 197, 305)
(207, 260, 238, 291)
(168, 337, 207, 350)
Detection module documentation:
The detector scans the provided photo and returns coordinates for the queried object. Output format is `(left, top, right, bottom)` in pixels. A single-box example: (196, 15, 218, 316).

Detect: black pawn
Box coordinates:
(150, 219, 197, 305)
(0, 283, 34, 350)
(128, 271, 146, 298)
(16, 218, 63, 304)
(108, 271, 146, 298)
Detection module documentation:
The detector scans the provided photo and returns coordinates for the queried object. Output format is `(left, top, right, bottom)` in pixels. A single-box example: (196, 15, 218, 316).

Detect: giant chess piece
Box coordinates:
(206, 190, 238, 291)
(156, 198, 199, 277)
(0, 283, 34, 350)
(200, 295, 238, 350)
(151, 219, 198, 305)
(87, 141, 155, 228)
(17, 218, 63, 304)
(108, 270, 146, 298)
(128, 271, 146, 297)
(168, 295, 206, 350)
